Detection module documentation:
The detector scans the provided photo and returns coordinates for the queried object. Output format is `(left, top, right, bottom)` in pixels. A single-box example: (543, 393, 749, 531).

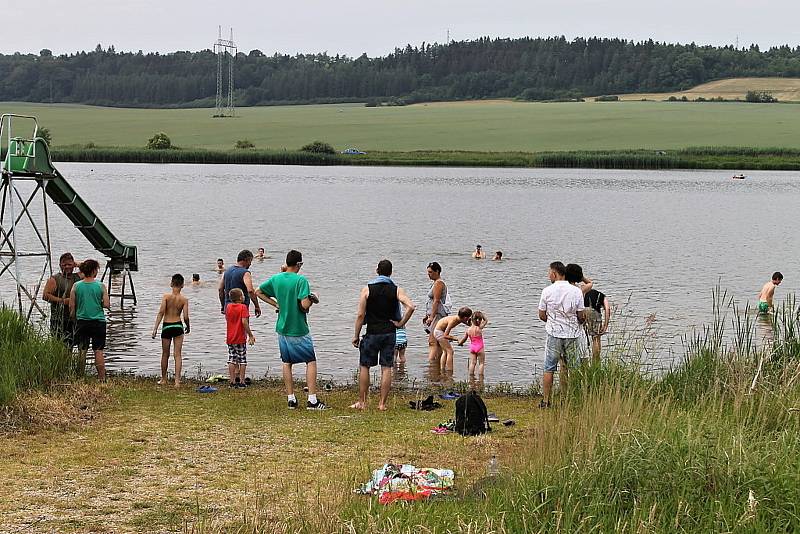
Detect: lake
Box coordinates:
(4, 163, 799, 386)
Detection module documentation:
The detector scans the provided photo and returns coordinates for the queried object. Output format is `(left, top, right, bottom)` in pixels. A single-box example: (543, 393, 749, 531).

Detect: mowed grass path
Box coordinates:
(3, 100, 800, 152)
(0, 380, 533, 533)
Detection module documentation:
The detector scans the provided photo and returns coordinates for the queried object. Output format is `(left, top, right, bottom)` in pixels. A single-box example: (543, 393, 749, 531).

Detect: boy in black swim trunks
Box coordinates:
(151, 274, 190, 386)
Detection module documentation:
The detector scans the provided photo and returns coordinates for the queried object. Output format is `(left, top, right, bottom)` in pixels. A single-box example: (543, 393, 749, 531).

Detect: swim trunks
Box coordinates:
(359, 332, 395, 368)
(161, 321, 184, 339)
(758, 301, 769, 314)
(433, 329, 446, 341)
(227, 343, 247, 365)
(277, 334, 317, 364)
(76, 319, 106, 351)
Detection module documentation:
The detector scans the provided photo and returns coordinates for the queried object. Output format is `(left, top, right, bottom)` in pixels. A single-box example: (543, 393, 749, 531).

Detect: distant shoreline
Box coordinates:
(51, 146, 800, 171)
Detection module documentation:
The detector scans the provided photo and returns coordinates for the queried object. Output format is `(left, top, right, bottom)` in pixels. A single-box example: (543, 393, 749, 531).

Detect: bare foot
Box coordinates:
(349, 402, 366, 410)
(174, 380, 181, 388)
(377, 404, 388, 411)
(157, 379, 167, 385)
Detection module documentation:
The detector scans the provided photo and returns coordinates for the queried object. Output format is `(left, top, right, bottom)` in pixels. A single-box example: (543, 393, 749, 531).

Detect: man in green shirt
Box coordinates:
(256, 250, 328, 410)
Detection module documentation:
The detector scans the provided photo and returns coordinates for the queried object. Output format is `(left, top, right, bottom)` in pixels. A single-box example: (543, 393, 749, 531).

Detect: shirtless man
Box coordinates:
(256, 247, 266, 260)
(432, 307, 473, 371)
(151, 274, 190, 386)
(472, 245, 486, 259)
(216, 258, 225, 274)
(758, 272, 783, 315)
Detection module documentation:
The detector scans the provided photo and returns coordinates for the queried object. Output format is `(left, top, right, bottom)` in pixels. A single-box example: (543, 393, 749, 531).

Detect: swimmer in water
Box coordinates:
(216, 258, 225, 274)
(256, 247, 266, 260)
(191, 273, 201, 286)
(758, 272, 783, 315)
(493, 251, 503, 261)
(152, 274, 190, 387)
(472, 245, 485, 259)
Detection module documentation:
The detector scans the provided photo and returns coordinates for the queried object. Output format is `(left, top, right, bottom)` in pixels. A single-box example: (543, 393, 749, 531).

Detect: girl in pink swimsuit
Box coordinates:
(459, 311, 488, 378)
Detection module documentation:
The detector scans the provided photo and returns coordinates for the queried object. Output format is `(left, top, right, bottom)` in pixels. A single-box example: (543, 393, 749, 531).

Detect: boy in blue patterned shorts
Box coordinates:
(256, 250, 329, 410)
(225, 288, 255, 388)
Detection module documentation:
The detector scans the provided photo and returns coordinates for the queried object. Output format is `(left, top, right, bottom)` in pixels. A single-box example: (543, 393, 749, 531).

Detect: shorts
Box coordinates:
(359, 332, 395, 368)
(433, 329, 446, 341)
(161, 321, 184, 339)
(395, 342, 408, 351)
(758, 301, 769, 314)
(585, 309, 603, 336)
(76, 319, 107, 351)
(227, 343, 248, 365)
(277, 334, 317, 364)
(544, 335, 581, 373)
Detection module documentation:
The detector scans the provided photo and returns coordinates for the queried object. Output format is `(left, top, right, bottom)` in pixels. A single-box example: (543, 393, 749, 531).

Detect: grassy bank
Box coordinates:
(50, 145, 800, 170)
(0, 295, 798, 532)
(0, 307, 75, 405)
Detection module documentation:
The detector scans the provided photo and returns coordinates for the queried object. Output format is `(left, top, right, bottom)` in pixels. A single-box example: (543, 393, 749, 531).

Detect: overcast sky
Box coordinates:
(4, 0, 800, 57)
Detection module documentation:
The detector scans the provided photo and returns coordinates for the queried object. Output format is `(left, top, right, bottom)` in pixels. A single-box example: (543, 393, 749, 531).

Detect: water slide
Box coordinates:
(4, 136, 138, 272)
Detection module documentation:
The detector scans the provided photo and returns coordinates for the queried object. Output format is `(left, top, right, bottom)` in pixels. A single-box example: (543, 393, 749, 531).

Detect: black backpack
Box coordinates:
(454, 391, 490, 436)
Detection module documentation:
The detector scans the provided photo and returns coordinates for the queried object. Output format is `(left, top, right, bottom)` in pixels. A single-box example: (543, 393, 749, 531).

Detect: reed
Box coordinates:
(0, 307, 76, 405)
(49, 145, 800, 170)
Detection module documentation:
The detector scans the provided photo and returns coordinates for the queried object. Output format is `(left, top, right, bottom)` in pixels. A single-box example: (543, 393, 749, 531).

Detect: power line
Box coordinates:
(214, 26, 236, 117)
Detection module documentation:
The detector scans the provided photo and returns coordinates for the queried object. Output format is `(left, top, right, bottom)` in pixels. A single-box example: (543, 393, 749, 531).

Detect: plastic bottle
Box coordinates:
(487, 455, 499, 477)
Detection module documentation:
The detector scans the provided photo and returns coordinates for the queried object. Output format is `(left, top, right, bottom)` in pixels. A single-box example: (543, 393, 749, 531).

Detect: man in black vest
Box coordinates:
(351, 259, 416, 411)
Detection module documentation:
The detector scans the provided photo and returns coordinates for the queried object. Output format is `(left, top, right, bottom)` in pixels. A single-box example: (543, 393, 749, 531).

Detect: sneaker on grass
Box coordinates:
(288, 399, 298, 409)
(307, 400, 330, 410)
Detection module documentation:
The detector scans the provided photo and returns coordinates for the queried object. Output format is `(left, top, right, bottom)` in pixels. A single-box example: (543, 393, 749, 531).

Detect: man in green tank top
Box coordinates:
(42, 252, 80, 346)
(69, 259, 110, 380)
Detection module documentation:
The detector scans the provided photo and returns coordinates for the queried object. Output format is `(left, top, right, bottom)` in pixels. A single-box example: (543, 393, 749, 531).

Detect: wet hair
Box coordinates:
(171, 273, 184, 287)
(217, 258, 224, 263)
(377, 259, 392, 276)
(229, 288, 245, 302)
(773, 272, 784, 281)
(472, 311, 486, 326)
(427, 261, 442, 273)
(457, 307, 473, 320)
(565, 263, 584, 284)
(549, 261, 566, 277)
(495, 251, 502, 259)
(59, 252, 74, 263)
(476, 245, 482, 249)
(237, 249, 253, 262)
(258, 247, 265, 252)
(286, 249, 303, 267)
(80, 259, 100, 277)
(192, 273, 200, 282)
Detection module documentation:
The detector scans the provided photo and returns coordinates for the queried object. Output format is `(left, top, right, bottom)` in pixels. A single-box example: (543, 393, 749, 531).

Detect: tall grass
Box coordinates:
(0, 307, 76, 405)
(49, 146, 800, 170)
(247, 294, 800, 534)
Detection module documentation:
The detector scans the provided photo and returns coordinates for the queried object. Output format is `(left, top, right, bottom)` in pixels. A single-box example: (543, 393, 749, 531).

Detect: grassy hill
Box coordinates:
(614, 77, 800, 102)
(3, 98, 800, 153)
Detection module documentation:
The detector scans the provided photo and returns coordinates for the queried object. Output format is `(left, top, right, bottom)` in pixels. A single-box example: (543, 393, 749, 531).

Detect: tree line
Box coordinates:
(2, 37, 800, 107)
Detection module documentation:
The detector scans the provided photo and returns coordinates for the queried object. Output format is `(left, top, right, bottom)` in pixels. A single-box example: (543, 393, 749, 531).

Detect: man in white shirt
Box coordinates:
(538, 261, 586, 408)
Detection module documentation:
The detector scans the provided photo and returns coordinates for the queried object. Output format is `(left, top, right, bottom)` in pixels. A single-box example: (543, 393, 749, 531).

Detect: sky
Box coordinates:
(3, 0, 800, 57)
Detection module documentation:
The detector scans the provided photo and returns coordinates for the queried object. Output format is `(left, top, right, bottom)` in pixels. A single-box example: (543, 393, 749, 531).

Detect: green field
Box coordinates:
(3, 100, 800, 152)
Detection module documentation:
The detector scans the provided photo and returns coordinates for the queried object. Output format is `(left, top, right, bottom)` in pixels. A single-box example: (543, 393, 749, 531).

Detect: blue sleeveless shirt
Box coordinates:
(223, 265, 250, 307)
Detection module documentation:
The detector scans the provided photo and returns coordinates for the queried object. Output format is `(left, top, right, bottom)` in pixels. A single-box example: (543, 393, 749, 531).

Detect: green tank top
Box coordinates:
(74, 280, 106, 322)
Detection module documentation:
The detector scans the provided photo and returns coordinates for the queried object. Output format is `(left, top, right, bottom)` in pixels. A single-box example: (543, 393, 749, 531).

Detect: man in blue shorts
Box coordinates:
(351, 259, 416, 411)
(256, 250, 328, 410)
(537, 261, 586, 408)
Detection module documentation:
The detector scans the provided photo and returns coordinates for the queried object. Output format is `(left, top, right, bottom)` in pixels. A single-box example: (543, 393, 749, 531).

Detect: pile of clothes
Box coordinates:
(355, 463, 455, 504)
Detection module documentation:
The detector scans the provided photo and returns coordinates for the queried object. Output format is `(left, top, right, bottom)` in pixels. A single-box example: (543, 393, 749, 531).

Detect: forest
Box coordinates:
(2, 37, 800, 107)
